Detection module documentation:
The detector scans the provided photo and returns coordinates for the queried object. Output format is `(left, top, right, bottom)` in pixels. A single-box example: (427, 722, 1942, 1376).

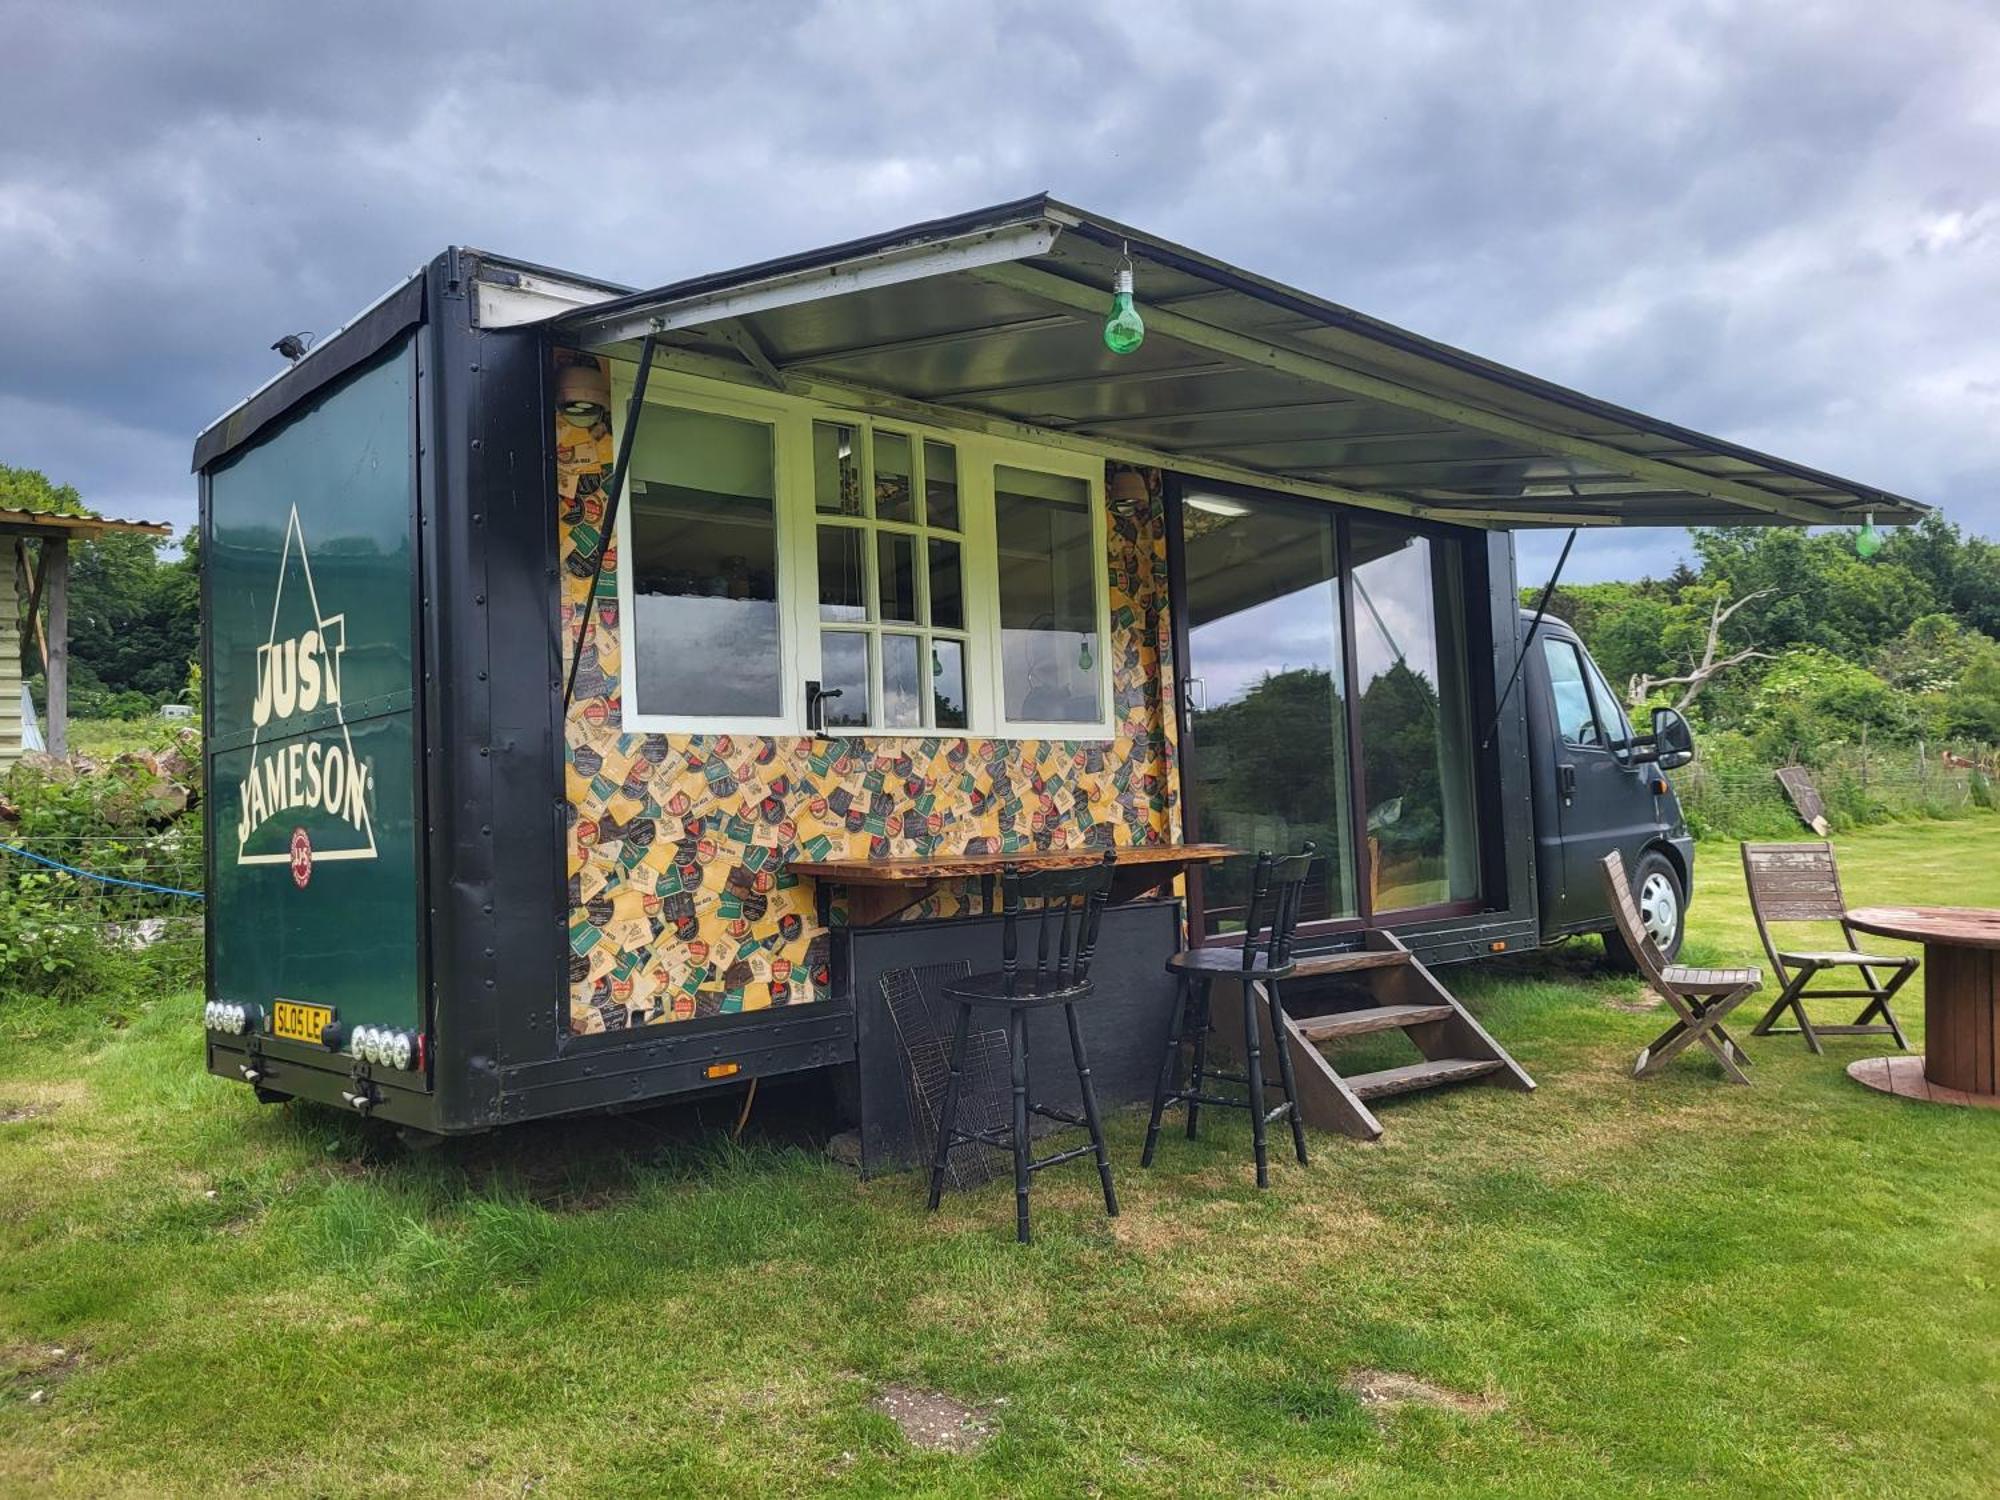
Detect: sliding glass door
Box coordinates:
(1177, 487, 1357, 935)
(1347, 517, 1480, 912)
(1174, 485, 1481, 938)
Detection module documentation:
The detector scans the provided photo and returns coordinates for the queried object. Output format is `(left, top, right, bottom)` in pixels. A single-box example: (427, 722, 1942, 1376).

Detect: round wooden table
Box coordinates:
(1845, 906, 2000, 1106)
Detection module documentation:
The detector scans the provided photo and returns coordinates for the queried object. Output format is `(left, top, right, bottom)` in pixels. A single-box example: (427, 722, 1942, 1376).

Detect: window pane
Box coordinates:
(1584, 654, 1633, 742)
(877, 531, 918, 624)
(932, 638, 967, 730)
(875, 430, 914, 522)
(1349, 520, 1479, 910)
(813, 421, 864, 515)
(1542, 639, 1601, 747)
(817, 525, 867, 623)
(1179, 488, 1356, 931)
(924, 439, 959, 530)
(927, 539, 963, 629)
(627, 404, 780, 719)
(819, 632, 870, 728)
(995, 465, 1102, 725)
(882, 634, 923, 729)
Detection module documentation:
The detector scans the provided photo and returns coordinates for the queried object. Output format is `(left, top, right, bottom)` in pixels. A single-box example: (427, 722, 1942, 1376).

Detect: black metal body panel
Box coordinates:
(839, 900, 1183, 1176)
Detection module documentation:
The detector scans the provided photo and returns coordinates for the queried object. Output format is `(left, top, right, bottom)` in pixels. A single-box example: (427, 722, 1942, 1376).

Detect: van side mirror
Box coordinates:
(1650, 707, 1695, 769)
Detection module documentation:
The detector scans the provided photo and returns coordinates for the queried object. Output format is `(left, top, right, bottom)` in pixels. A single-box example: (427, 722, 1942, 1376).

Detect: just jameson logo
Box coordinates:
(233, 504, 379, 873)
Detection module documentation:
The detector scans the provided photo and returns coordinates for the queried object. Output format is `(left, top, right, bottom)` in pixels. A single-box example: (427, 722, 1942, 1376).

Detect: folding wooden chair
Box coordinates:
(1740, 841, 1916, 1054)
(1602, 850, 1759, 1084)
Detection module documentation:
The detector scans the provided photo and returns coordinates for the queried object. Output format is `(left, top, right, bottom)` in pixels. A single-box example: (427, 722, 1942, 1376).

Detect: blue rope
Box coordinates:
(0, 841, 205, 900)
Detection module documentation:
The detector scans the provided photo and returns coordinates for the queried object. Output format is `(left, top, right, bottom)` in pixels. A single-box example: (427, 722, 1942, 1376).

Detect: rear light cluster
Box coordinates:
(205, 1001, 253, 1035)
(350, 1026, 416, 1072)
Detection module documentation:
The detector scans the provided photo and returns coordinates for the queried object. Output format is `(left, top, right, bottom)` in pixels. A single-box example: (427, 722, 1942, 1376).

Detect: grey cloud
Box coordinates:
(1, 0, 1993, 573)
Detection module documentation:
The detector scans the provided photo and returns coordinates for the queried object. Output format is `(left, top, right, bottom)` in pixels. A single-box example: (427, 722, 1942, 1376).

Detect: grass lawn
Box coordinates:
(3, 819, 1997, 1497)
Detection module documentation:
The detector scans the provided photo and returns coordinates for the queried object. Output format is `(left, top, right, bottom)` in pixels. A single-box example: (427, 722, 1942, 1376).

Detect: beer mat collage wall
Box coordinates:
(556, 350, 1182, 1034)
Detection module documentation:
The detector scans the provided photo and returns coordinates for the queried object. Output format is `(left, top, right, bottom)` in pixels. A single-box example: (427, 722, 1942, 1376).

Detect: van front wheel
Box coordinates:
(1601, 851, 1685, 970)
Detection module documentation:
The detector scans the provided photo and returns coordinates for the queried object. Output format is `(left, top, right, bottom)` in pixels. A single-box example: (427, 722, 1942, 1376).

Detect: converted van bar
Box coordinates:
(192, 196, 1926, 1147)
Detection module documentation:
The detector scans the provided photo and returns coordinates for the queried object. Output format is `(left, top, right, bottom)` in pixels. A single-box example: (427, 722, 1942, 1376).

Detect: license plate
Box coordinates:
(271, 1000, 333, 1044)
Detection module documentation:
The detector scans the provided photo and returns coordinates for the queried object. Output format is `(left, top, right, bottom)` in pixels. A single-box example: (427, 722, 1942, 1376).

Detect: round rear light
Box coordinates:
(389, 1032, 413, 1071)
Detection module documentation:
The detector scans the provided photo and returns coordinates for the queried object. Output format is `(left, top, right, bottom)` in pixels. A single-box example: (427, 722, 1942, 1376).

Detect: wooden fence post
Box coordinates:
(44, 537, 68, 760)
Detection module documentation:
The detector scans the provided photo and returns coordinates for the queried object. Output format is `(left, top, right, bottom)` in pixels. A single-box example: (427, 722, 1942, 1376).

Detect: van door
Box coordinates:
(1537, 634, 1654, 928)
(205, 338, 424, 1064)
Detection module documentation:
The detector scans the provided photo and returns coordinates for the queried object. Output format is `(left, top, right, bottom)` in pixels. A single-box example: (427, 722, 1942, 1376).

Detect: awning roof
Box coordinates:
(0, 507, 173, 540)
(553, 195, 1927, 529)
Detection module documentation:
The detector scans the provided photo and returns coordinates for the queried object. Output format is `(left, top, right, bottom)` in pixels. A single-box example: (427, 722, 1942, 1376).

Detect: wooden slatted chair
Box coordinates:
(1740, 841, 1916, 1054)
(1602, 850, 1759, 1084)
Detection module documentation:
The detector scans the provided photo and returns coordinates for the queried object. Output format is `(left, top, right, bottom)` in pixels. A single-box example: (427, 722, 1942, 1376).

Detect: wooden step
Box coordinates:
(1295, 1003, 1457, 1043)
(1344, 1057, 1506, 1100)
(1289, 949, 1410, 978)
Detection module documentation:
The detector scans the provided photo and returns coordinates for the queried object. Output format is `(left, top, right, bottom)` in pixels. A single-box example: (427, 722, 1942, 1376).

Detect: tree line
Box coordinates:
(1536, 516, 2000, 764)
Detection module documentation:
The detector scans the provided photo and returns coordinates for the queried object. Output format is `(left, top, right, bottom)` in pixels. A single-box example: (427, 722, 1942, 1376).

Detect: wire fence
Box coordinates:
(1676, 744, 2000, 840)
(0, 826, 205, 980)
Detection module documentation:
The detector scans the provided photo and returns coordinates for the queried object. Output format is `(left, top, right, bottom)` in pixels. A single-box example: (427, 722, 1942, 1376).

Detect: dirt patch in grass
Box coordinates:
(1344, 1368, 1502, 1419)
(1602, 991, 1664, 1014)
(871, 1383, 996, 1455)
(3, 1342, 85, 1405)
(0, 1103, 53, 1125)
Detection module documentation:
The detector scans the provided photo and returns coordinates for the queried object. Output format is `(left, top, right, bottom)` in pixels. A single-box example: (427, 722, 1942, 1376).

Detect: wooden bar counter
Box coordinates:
(790, 843, 1233, 926)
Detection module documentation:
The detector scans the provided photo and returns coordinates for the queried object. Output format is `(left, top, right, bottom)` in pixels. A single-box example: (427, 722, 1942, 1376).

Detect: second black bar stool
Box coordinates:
(927, 851, 1120, 1244)
(1143, 845, 1316, 1187)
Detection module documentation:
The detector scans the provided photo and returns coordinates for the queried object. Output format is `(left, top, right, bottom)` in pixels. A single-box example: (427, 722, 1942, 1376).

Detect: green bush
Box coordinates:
(0, 743, 202, 1005)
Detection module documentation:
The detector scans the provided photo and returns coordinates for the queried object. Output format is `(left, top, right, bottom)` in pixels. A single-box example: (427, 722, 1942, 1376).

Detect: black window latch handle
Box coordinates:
(805, 680, 843, 734)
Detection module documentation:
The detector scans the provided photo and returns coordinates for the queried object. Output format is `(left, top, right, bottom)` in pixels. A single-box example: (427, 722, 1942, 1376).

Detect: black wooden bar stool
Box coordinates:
(927, 851, 1120, 1244)
(1143, 845, 1316, 1187)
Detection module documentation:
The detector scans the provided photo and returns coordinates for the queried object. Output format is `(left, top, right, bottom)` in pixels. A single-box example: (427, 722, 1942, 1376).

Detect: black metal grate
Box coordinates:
(881, 961, 1010, 1191)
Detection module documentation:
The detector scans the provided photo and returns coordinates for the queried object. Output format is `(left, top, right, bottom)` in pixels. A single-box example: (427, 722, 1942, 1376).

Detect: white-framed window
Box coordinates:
(609, 369, 1114, 739)
(811, 421, 970, 732)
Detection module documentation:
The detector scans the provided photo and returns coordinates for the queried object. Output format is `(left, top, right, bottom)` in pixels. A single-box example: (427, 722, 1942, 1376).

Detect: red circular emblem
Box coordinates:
(289, 827, 313, 888)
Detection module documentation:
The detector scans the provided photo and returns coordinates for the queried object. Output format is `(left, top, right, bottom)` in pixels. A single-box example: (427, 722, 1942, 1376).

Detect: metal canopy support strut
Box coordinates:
(562, 333, 658, 712)
(1480, 526, 1577, 752)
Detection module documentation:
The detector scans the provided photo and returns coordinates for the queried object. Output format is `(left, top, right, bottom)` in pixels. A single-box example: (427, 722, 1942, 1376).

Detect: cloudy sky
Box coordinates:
(4, 0, 1995, 580)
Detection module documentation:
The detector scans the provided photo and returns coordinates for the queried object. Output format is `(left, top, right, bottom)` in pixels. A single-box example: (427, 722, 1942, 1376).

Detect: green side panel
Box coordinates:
(206, 340, 422, 1037)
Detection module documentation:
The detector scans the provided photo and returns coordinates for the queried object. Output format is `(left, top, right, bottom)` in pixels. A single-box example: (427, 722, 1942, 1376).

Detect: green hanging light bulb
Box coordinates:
(1078, 637, 1094, 672)
(1103, 257, 1145, 356)
(1854, 512, 1883, 559)
(932, 647, 943, 678)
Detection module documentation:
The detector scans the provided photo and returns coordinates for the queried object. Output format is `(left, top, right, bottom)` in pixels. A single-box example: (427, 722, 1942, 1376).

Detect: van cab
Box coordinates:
(1520, 612, 1698, 967)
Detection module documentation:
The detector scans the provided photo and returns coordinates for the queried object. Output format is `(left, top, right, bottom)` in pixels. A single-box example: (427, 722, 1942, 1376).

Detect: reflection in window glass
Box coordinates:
(627, 404, 780, 720)
(819, 632, 870, 728)
(817, 525, 866, 623)
(874, 431, 914, 522)
(1179, 489, 1356, 932)
(932, 638, 967, 729)
(1584, 654, 1633, 743)
(1542, 639, 1601, 747)
(813, 421, 863, 515)
(877, 532, 917, 623)
(882, 634, 923, 729)
(924, 440, 959, 530)
(995, 465, 1101, 725)
(928, 539, 963, 630)
(1349, 520, 1479, 910)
